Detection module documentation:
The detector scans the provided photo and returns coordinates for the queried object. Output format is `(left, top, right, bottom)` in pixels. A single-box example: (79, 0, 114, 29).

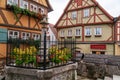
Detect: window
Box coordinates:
(85, 28, 91, 36)
(83, 9, 90, 17)
(30, 3, 37, 12)
(32, 34, 40, 40)
(21, 32, 30, 40)
(8, 30, 19, 39)
(68, 29, 72, 36)
(7, 0, 18, 5)
(38, 7, 41, 13)
(20, 0, 28, 9)
(76, 29, 81, 36)
(94, 27, 102, 36)
(60, 30, 64, 37)
(71, 11, 77, 19)
(41, 8, 44, 14)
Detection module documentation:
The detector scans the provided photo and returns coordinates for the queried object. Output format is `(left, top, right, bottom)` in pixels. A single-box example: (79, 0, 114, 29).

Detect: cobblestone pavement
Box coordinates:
(77, 76, 113, 80)
(77, 76, 91, 80)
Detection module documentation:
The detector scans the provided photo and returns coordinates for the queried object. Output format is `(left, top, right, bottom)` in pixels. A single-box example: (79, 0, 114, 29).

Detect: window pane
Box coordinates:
(95, 28, 102, 35)
(76, 29, 80, 36)
(13, 0, 18, 5)
(84, 9, 89, 17)
(85, 28, 91, 35)
(22, 33, 25, 36)
(7, 0, 13, 5)
(71, 11, 77, 19)
(14, 32, 18, 35)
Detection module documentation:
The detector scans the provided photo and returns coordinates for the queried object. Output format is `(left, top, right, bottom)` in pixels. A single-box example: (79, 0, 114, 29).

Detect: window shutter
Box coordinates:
(0, 28, 7, 43)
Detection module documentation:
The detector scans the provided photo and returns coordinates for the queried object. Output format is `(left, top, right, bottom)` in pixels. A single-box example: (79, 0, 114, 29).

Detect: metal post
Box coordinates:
(43, 31, 46, 70)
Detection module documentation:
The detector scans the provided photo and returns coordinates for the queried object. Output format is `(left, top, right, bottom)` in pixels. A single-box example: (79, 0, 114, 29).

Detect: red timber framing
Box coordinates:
(55, 0, 114, 42)
(116, 21, 120, 42)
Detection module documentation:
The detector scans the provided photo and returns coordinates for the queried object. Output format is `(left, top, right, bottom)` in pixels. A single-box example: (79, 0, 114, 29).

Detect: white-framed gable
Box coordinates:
(55, 0, 113, 29)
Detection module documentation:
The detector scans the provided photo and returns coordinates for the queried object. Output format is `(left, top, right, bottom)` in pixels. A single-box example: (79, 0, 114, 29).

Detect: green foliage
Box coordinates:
(7, 5, 42, 21)
(11, 46, 37, 66)
(48, 46, 72, 64)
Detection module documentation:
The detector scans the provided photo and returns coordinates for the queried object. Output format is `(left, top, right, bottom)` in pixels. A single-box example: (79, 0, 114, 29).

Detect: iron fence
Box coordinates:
(6, 38, 76, 70)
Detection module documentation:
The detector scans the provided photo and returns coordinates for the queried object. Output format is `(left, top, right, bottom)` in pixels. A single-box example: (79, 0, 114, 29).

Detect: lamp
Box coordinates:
(40, 15, 49, 32)
(39, 15, 49, 70)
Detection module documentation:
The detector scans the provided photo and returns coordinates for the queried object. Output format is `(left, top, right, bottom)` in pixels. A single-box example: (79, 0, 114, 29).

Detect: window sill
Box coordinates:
(83, 16, 90, 18)
(60, 36, 65, 38)
(75, 36, 81, 38)
(67, 36, 72, 38)
(95, 35, 102, 37)
(85, 35, 91, 37)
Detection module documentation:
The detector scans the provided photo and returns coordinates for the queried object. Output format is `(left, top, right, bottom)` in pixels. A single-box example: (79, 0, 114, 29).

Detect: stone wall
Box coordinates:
(5, 63, 78, 80)
(77, 54, 120, 79)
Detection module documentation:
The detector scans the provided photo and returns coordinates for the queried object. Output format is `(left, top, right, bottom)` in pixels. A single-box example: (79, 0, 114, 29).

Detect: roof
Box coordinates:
(32, 0, 53, 12)
(55, 0, 114, 28)
(46, 0, 53, 12)
(49, 23, 58, 39)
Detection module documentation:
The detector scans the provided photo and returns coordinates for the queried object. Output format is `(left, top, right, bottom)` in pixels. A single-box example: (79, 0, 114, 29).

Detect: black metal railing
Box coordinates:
(6, 38, 76, 70)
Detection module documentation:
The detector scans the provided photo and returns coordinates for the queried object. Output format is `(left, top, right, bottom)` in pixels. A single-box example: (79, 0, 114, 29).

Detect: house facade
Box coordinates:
(55, 0, 115, 55)
(47, 23, 57, 46)
(47, 24, 57, 41)
(0, 0, 52, 59)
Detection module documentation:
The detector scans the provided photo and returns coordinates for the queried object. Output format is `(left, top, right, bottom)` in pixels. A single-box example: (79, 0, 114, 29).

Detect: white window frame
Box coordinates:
(85, 28, 91, 36)
(71, 11, 77, 19)
(20, 0, 28, 9)
(41, 8, 45, 14)
(38, 7, 41, 13)
(60, 30, 65, 37)
(94, 27, 102, 36)
(68, 29, 72, 36)
(75, 29, 81, 36)
(30, 3, 38, 12)
(21, 32, 30, 40)
(83, 9, 90, 17)
(7, 0, 18, 5)
(8, 30, 19, 39)
(32, 34, 40, 40)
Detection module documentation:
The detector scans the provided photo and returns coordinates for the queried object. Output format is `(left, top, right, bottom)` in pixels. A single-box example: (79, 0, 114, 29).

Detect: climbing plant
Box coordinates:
(6, 4, 43, 21)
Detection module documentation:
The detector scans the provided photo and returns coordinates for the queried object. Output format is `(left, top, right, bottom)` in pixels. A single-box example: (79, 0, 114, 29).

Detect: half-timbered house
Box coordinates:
(55, 0, 115, 55)
(0, 0, 53, 59)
